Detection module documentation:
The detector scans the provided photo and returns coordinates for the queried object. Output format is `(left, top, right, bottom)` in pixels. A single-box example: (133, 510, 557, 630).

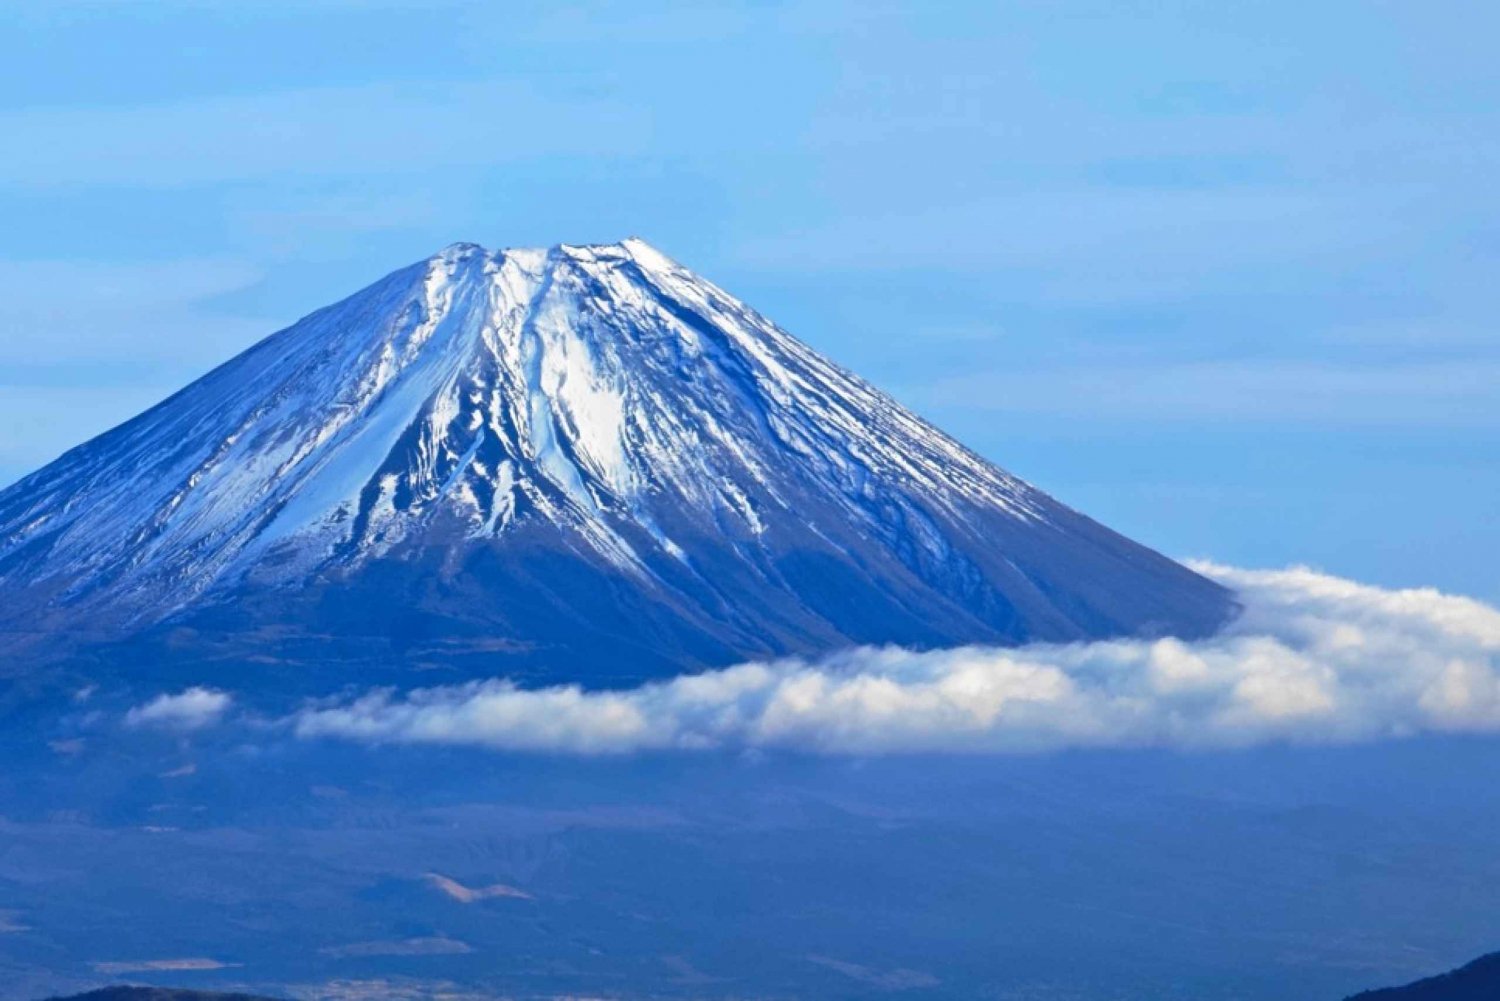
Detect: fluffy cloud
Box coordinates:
(125, 687, 232, 731)
(291, 564, 1500, 754)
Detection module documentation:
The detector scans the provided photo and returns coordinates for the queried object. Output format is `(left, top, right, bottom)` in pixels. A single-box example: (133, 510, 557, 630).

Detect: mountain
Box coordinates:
(43, 991, 282, 1001)
(0, 239, 1234, 689)
(1345, 952, 1500, 1000)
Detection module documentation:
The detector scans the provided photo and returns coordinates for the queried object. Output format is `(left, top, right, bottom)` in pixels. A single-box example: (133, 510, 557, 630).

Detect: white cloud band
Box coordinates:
(289, 564, 1500, 754)
(125, 686, 232, 731)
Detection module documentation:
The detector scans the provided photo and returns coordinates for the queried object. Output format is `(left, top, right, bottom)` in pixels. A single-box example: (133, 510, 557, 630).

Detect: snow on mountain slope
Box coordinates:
(0, 239, 1235, 687)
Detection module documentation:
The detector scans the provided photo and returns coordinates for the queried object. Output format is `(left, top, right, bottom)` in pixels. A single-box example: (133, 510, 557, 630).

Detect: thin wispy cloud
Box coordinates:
(91, 957, 239, 974)
(320, 937, 472, 959)
(125, 686, 232, 731)
(291, 564, 1500, 755)
(0, 81, 647, 189)
(910, 359, 1500, 429)
(0, 258, 265, 366)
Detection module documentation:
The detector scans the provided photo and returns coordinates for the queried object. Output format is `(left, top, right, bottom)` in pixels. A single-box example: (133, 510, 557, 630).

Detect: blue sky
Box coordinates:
(0, 1, 1495, 599)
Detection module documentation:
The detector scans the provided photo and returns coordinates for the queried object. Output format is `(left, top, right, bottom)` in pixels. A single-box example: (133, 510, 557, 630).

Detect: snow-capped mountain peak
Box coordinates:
(0, 240, 1233, 685)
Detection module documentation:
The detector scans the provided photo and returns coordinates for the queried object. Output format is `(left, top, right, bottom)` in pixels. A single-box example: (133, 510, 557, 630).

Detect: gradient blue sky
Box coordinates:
(1, 1, 1495, 600)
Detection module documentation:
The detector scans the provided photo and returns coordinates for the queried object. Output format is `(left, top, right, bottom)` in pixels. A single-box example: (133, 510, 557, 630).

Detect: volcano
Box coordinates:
(0, 239, 1234, 688)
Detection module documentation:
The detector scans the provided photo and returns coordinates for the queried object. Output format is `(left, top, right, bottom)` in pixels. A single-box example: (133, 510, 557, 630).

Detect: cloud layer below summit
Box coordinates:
(274, 564, 1500, 755)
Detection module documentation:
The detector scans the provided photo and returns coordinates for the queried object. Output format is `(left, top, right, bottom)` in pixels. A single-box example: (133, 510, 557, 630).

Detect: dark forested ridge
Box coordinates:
(1346, 952, 1500, 1000)
(43, 988, 282, 1001)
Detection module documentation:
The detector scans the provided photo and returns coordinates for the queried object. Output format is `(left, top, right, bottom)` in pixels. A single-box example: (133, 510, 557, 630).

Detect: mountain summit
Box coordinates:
(0, 239, 1233, 687)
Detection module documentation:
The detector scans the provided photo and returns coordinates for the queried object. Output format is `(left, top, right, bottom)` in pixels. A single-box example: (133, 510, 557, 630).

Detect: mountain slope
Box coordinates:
(0, 239, 1234, 687)
(1345, 952, 1500, 1000)
(43, 990, 283, 1001)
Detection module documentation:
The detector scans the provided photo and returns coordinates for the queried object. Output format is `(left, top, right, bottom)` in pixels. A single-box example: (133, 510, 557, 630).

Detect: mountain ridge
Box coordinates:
(0, 239, 1235, 689)
(1344, 951, 1500, 1000)
(41, 990, 283, 1001)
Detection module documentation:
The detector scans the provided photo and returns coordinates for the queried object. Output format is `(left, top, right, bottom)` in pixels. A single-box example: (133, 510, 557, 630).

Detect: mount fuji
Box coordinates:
(0, 239, 1233, 690)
